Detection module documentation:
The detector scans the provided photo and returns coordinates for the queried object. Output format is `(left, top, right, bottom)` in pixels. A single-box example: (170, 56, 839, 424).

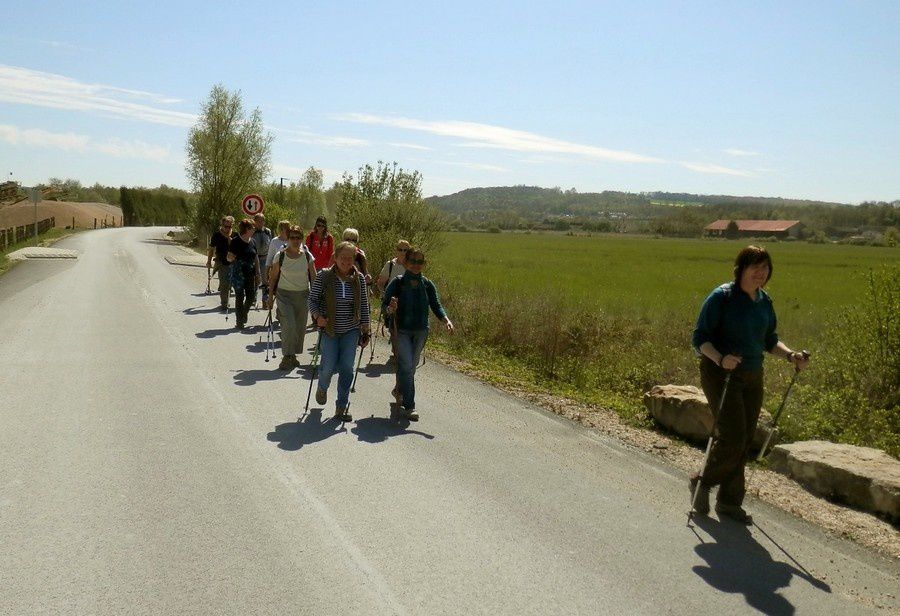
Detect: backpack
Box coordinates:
(273, 246, 314, 294)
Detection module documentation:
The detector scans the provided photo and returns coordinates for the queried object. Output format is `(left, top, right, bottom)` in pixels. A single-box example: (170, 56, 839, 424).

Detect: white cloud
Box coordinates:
(723, 148, 761, 157)
(0, 64, 194, 127)
(0, 124, 170, 161)
(681, 161, 754, 177)
(277, 127, 369, 148)
(335, 113, 662, 164)
(388, 142, 433, 151)
(440, 161, 509, 172)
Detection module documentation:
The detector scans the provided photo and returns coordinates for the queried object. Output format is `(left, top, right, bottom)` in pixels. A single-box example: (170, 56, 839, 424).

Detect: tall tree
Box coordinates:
(297, 166, 326, 227)
(185, 85, 272, 239)
(336, 161, 446, 269)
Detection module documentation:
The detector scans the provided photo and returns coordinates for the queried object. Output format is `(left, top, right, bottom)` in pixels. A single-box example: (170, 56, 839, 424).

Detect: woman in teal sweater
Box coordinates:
(691, 245, 809, 523)
(382, 248, 454, 421)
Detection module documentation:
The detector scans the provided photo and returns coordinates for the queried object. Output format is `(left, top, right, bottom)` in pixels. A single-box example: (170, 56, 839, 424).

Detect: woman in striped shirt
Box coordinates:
(308, 241, 371, 422)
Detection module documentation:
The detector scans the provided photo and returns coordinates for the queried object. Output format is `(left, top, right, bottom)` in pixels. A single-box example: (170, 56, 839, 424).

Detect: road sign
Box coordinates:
(241, 194, 265, 216)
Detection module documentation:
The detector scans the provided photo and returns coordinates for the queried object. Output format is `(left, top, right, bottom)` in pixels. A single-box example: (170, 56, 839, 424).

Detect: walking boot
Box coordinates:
(402, 407, 419, 422)
(715, 503, 753, 525)
(689, 476, 710, 515)
(391, 387, 403, 405)
(335, 408, 352, 422)
(278, 355, 293, 371)
(315, 387, 327, 405)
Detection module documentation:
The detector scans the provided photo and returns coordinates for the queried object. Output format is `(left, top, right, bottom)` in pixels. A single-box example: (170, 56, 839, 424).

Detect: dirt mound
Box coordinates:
(0, 200, 122, 230)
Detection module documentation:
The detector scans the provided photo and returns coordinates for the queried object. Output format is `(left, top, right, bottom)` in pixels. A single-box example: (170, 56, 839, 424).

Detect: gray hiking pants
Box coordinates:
(276, 288, 309, 356)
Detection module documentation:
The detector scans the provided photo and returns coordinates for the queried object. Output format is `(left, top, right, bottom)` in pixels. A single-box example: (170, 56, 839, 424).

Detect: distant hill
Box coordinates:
(426, 186, 850, 217)
(426, 186, 897, 237)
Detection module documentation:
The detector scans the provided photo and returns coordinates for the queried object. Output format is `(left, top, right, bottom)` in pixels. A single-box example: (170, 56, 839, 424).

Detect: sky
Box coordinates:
(0, 1, 897, 203)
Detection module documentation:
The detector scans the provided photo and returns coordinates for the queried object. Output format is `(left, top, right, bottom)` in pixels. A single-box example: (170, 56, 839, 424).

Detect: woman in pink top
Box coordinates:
(304, 215, 334, 270)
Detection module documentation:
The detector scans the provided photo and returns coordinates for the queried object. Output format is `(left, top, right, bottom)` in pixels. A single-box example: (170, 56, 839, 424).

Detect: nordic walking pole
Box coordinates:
(746, 351, 810, 493)
(755, 351, 810, 460)
(350, 341, 365, 393)
(206, 266, 212, 295)
(688, 371, 732, 524)
(304, 330, 323, 413)
(263, 308, 275, 362)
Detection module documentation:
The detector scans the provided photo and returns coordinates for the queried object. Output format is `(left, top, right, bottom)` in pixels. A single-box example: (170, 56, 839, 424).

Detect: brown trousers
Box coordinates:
(696, 357, 764, 507)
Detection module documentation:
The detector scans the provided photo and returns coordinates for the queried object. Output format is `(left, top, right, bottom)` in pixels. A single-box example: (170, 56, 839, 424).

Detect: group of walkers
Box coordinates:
(206, 213, 453, 424)
(211, 217, 808, 523)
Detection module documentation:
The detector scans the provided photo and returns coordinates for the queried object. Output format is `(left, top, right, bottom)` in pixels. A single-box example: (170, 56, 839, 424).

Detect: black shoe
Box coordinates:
(220, 305, 228, 313)
(402, 407, 419, 422)
(335, 408, 352, 422)
(716, 503, 753, 525)
(689, 477, 710, 515)
(315, 387, 327, 405)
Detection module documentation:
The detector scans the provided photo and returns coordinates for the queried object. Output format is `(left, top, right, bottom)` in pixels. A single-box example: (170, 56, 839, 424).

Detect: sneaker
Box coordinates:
(315, 387, 327, 405)
(335, 408, 353, 422)
(716, 503, 753, 525)
(402, 407, 419, 422)
(689, 477, 710, 515)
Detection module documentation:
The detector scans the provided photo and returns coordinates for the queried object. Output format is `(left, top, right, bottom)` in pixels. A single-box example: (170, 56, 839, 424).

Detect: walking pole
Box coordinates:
(747, 351, 810, 493)
(304, 330, 323, 413)
(263, 309, 276, 362)
(350, 339, 366, 393)
(688, 371, 732, 525)
(206, 266, 212, 295)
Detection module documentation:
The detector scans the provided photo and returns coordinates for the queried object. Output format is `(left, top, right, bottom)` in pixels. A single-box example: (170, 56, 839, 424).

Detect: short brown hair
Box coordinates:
(733, 245, 773, 284)
(238, 218, 254, 234)
(288, 224, 303, 237)
(334, 240, 357, 258)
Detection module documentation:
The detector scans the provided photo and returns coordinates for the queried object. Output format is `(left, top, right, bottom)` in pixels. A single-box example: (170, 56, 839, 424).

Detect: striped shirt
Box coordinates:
(308, 269, 370, 335)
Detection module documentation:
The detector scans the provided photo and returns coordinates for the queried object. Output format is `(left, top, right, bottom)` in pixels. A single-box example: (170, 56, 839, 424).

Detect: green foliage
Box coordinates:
(258, 167, 327, 230)
(336, 161, 446, 270)
(785, 266, 899, 456)
(725, 220, 740, 239)
(186, 84, 273, 240)
(429, 232, 899, 452)
(42, 178, 120, 204)
(120, 187, 190, 226)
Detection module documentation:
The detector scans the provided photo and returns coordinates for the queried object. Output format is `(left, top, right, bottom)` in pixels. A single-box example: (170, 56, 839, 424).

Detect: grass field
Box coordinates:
(427, 232, 899, 455)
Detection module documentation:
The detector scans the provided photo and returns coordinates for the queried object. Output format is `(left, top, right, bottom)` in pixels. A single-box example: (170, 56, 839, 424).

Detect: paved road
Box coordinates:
(1, 228, 897, 615)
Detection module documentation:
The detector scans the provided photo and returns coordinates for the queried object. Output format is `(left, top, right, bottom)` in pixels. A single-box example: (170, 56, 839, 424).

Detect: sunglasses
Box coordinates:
(407, 258, 425, 265)
(288, 235, 302, 240)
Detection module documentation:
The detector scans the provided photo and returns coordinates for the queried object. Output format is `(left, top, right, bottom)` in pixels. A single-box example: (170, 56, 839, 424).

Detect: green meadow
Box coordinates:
(428, 232, 899, 456)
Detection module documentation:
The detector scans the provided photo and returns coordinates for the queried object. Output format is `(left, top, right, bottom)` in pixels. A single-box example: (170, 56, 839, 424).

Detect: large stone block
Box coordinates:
(643, 384, 771, 449)
(768, 441, 900, 521)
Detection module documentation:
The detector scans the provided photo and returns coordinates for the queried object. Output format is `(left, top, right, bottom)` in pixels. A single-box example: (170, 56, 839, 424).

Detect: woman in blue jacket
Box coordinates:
(691, 245, 809, 523)
(382, 248, 454, 422)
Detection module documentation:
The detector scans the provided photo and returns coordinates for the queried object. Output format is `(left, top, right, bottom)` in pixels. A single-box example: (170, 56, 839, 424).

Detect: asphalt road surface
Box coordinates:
(1, 227, 897, 615)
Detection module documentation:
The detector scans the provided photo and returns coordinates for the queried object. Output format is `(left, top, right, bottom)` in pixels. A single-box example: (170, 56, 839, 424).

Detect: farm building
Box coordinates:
(704, 219, 804, 239)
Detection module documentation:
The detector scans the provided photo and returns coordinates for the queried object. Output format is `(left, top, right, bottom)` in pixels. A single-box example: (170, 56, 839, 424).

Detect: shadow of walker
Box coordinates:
(266, 409, 343, 451)
(232, 369, 301, 386)
(350, 404, 435, 443)
(691, 516, 831, 615)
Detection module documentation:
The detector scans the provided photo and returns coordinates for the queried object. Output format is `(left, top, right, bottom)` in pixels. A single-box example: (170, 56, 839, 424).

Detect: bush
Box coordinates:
(784, 266, 899, 457)
(487, 226, 501, 234)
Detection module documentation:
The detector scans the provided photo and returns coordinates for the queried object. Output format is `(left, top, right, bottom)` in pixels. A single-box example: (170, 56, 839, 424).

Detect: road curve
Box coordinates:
(0, 227, 897, 615)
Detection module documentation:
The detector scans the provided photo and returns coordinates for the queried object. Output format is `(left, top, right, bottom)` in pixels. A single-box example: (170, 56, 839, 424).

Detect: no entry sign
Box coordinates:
(241, 194, 265, 216)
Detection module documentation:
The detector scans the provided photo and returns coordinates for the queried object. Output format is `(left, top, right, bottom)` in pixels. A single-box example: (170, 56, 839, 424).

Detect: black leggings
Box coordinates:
(696, 357, 764, 507)
(234, 285, 257, 326)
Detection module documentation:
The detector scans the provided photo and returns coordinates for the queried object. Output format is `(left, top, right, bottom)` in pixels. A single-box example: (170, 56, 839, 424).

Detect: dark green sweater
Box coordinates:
(382, 272, 447, 331)
(692, 282, 779, 371)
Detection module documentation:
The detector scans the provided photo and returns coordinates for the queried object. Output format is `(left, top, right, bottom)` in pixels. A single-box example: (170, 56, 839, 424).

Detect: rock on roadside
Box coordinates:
(643, 385, 772, 450)
(769, 440, 900, 521)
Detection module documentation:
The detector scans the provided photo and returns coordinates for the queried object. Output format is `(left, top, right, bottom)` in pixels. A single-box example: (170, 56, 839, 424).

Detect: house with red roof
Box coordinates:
(704, 219, 804, 239)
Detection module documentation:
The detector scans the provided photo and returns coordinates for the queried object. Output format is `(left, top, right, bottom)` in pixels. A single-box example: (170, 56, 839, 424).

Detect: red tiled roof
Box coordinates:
(704, 220, 802, 232)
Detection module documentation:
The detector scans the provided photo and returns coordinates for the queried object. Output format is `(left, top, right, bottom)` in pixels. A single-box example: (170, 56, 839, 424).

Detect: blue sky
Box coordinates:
(1, 1, 897, 202)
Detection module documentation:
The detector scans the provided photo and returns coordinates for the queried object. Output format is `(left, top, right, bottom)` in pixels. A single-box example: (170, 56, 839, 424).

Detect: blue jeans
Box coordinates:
(395, 329, 428, 410)
(318, 329, 360, 410)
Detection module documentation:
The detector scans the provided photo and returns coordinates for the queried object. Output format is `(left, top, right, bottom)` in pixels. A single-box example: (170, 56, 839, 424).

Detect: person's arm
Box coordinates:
(426, 280, 454, 333)
(382, 279, 397, 313)
(265, 240, 279, 269)
(692, 289, 741, 370)
(359, 276, 370, 332)
(306, 251, 317, 284)
(308, 271, 327, 328)
(267, 259, 280, 293)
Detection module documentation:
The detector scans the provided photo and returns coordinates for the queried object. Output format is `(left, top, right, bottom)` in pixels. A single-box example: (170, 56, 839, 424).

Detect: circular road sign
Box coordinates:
(241, 194, 265, 216)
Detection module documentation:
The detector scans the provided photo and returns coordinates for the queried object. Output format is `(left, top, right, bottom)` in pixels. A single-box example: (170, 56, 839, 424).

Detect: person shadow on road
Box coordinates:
(351, 404, 435, 443)
(267, 409, 343, 451)
(692, 516, 831, 615)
